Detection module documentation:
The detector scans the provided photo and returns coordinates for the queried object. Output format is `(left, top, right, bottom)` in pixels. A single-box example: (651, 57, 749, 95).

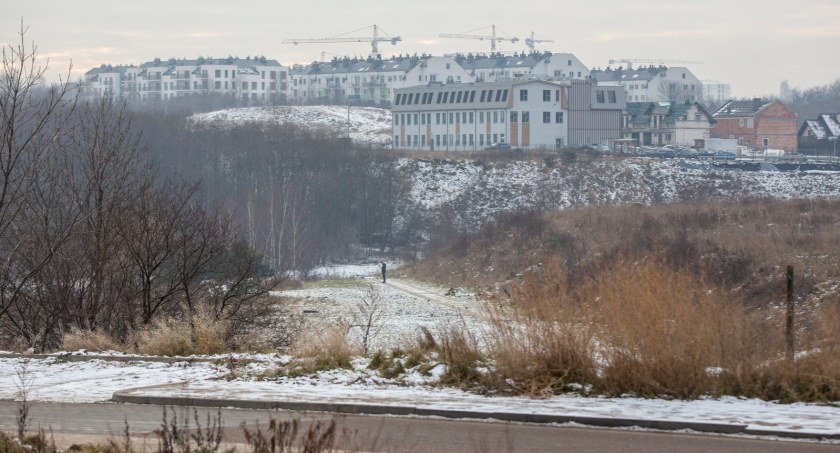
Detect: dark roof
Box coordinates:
(292, 55, 429, 76)
(626, 101, 715, 126)
(591, 66, 668, 83)
(798, 113, 840, 139)
(84, 64, 135, 76)
(712, 99, 775, 118)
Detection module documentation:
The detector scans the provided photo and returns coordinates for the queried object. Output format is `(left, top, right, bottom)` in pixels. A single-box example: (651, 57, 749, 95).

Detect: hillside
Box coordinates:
(190, 105, 392, 146)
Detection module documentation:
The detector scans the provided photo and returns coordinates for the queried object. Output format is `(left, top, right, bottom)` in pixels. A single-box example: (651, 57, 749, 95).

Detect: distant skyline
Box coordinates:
(3, 0, 839, 98)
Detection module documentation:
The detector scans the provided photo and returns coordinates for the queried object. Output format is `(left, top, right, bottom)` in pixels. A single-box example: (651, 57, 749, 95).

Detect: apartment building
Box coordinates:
(83, 56, 289, 103)
(391, 79, 622, 151)
(590, 66, 702, 104)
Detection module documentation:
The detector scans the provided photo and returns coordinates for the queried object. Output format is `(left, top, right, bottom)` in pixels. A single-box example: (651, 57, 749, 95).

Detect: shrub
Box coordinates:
(135, 310, 228, 356)
(62, 328, 125, 353)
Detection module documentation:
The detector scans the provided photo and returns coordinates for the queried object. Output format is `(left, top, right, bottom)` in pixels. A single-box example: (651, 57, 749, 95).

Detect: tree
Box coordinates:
(0, 22, 78, 337)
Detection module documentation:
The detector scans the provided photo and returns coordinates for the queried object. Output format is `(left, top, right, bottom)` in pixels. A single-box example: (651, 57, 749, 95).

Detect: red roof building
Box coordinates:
(711, 99, 797, 151)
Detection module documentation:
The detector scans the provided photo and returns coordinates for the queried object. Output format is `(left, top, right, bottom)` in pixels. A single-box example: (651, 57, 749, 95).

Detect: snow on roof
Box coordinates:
(821, 114, 840, 137)
(806, 120, 828, 139)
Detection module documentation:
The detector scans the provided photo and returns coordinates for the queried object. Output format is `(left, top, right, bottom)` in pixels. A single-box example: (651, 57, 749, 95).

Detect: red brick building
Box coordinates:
(711, 99, 798, 151)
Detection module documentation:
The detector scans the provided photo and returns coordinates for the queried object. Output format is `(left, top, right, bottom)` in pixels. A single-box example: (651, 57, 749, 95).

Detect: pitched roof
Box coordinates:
(625, 101, 715, 126)
(798, 114, 840, 139)
(712, 99, 774, 118)
(591, 66, 668, 83)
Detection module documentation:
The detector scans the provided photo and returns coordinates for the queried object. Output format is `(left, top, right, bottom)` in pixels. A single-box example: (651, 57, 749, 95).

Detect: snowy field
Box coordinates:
(190, 105, 392, 146)
(1, 272, 839, 440)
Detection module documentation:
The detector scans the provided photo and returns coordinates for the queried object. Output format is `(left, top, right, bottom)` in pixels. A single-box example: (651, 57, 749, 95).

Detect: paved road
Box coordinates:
(1, 401, 836, 452)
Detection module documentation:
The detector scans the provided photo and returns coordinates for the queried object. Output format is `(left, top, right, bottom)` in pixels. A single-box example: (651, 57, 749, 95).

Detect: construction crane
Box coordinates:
(282, 25, 401, 57)
(439, 25, 519, 52)
(608, 58, 703, 70)
(524, 31, 553, 52)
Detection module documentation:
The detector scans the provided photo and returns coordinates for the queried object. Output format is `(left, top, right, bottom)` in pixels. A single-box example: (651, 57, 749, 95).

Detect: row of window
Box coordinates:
(394, 109, 564, 126)
(394, 88, 510, 106)
(396, 133, 506, 148)
(394, 110, 509, 126)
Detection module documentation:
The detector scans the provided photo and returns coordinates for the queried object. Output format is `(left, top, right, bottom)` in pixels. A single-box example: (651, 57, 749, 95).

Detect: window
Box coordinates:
(498, 90, 506, 102)
(493, 111, 498, 123)
(436, 92, 443, 103)
(395, 135, 399, 146)
(763, 137, 769, 147)
(665, 133, 672, 141)
(556, 112, 564, 123)
(456, 91, 463, 103)
(480, 90, 486, 102)
(682, 73, 686, 79)
(469, 91, 475, 102)
(468, 112, 474, 123)
(747, 119, 754, 129)
(493, 133, 498, 143)
(543, 90, 551, 101)
(479, 111, 484, 123)
(456, 112, 461, 124)
(449, 112, 454, 124)
(608, 91, 617, 103)
(395, 94, 402, 105)
(214, 81, 221, 89)
(596, 90, 605, 103)
(739, 119, 744, 128)
(469, 134, 474, 146)
(414, 114, 418, 124)
(442, 92, 449, 104)
(436, 135, 441, 147)
(394, 115, 399, 126)
(480, 134, 484, 146)
(421, 114, 426, 125)
(401, 114, 406, 125)
(520, 89, 528, 101)
(436, 113, 441, 124)
(522, 112, 530, 123)
(214, 69, 221, 78)
(252, 82, 257, 90)
(421, 135, 426, 146)
(543, 112, 551, 123)
(555, 90, 560, 102)
(486, 90, 493, 102)
(694, 113, 702, 121)
(242, 81, 248, 89)
(510, 111, 518, 123)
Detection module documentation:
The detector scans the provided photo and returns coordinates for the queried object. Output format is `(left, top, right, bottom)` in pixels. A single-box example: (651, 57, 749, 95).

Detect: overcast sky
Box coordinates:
(3, 0, 838, 98)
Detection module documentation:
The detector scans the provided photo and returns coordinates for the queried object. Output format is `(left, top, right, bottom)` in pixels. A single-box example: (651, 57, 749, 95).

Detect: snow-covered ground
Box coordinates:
(190, 105, 392, 146)
(1, 271, 838, 440)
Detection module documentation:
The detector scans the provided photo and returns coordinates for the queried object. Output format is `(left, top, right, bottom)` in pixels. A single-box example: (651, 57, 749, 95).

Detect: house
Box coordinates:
(83, 56, 289, 103)
(391, 78, 622, 151)
(622, 101, 715, 146)
(798, 114, 840, 152)
(590, 66, 703, 104)
(711, 99, 798, 151)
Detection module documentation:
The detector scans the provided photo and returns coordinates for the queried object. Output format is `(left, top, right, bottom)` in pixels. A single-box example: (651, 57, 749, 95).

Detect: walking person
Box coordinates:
(380, 261, 387, 283)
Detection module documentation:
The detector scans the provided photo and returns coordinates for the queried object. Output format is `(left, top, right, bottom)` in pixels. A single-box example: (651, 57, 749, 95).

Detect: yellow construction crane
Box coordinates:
(524, 31, 553, 52)
(608, 58, 703, 70)
(283, 25, 401, 57)
(439, 25, 519, 52)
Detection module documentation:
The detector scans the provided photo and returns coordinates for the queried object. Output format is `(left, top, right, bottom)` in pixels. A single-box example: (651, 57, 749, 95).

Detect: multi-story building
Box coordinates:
(568, 80, 625, 147)
(83, 56, 289, 103)
(590, 66, 702, 104)
(711, 99, 798, 151)
(622, 101, 715, 146)
(289, 55, 470, 105)
(455, 52, 589, 83)
(391, 79, 622, 151)
(701, 80, 731, 106)
(288, 51, 590, 106)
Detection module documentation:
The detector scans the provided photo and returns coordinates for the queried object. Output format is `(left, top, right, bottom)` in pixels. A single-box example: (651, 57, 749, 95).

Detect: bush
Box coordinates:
(62, 328, 125, 353)
(135, 310, 228, 356)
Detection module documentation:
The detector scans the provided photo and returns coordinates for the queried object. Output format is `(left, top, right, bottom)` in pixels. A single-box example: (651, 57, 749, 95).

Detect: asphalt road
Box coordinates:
(0, 401, 837, 452)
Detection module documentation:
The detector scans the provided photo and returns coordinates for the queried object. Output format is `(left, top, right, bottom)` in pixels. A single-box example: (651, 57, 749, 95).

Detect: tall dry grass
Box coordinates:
(470, 255, 840, 401)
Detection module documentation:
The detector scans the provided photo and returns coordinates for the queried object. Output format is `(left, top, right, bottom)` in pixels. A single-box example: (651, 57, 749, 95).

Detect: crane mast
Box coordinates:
(524, 31, 553, 52)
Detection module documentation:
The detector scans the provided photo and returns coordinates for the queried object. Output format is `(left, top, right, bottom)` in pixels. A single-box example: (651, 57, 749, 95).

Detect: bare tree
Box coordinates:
(351, 284, 387, 355)
(0, 22, 78, 332)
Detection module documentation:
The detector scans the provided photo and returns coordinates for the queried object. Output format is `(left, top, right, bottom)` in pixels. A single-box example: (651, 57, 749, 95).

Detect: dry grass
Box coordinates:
(62, 328, 126, 353)
(293, 323, 356, 371)
(415, 199, 840, 401)
(134, 310, 228, 356)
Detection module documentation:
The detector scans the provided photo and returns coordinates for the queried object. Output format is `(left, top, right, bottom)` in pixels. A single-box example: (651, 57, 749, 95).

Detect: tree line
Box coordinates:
(0, 28, 271, 351)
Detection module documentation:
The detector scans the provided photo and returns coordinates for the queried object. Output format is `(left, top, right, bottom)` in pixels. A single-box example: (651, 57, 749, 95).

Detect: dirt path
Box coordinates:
(385, 278, 485, 318)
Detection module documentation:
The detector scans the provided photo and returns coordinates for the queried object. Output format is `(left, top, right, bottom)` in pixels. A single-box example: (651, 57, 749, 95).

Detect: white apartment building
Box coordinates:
(289, 55, 470, 105)
(391, 79, 623, 151)
(456, 52, 590, 83)
(288, 51, 590, 106)
(591, 66, 702, 104)
(83, 56, 289, 103)
(702, 80, 732, 106)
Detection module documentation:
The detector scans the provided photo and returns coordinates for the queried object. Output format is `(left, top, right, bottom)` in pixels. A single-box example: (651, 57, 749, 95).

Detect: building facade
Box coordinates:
(711, 99, 798, 151)
(622, 101, 715, 146)
(701, 80, 731, 106)
(591, 66, 703, 104)
(391, 79, 622, 151)
(568, 80, 624, 147)
(83, 57, 289, 103)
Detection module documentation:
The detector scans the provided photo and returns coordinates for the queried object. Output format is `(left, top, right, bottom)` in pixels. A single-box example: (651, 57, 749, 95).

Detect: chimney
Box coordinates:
(753, 98, 762, 110)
